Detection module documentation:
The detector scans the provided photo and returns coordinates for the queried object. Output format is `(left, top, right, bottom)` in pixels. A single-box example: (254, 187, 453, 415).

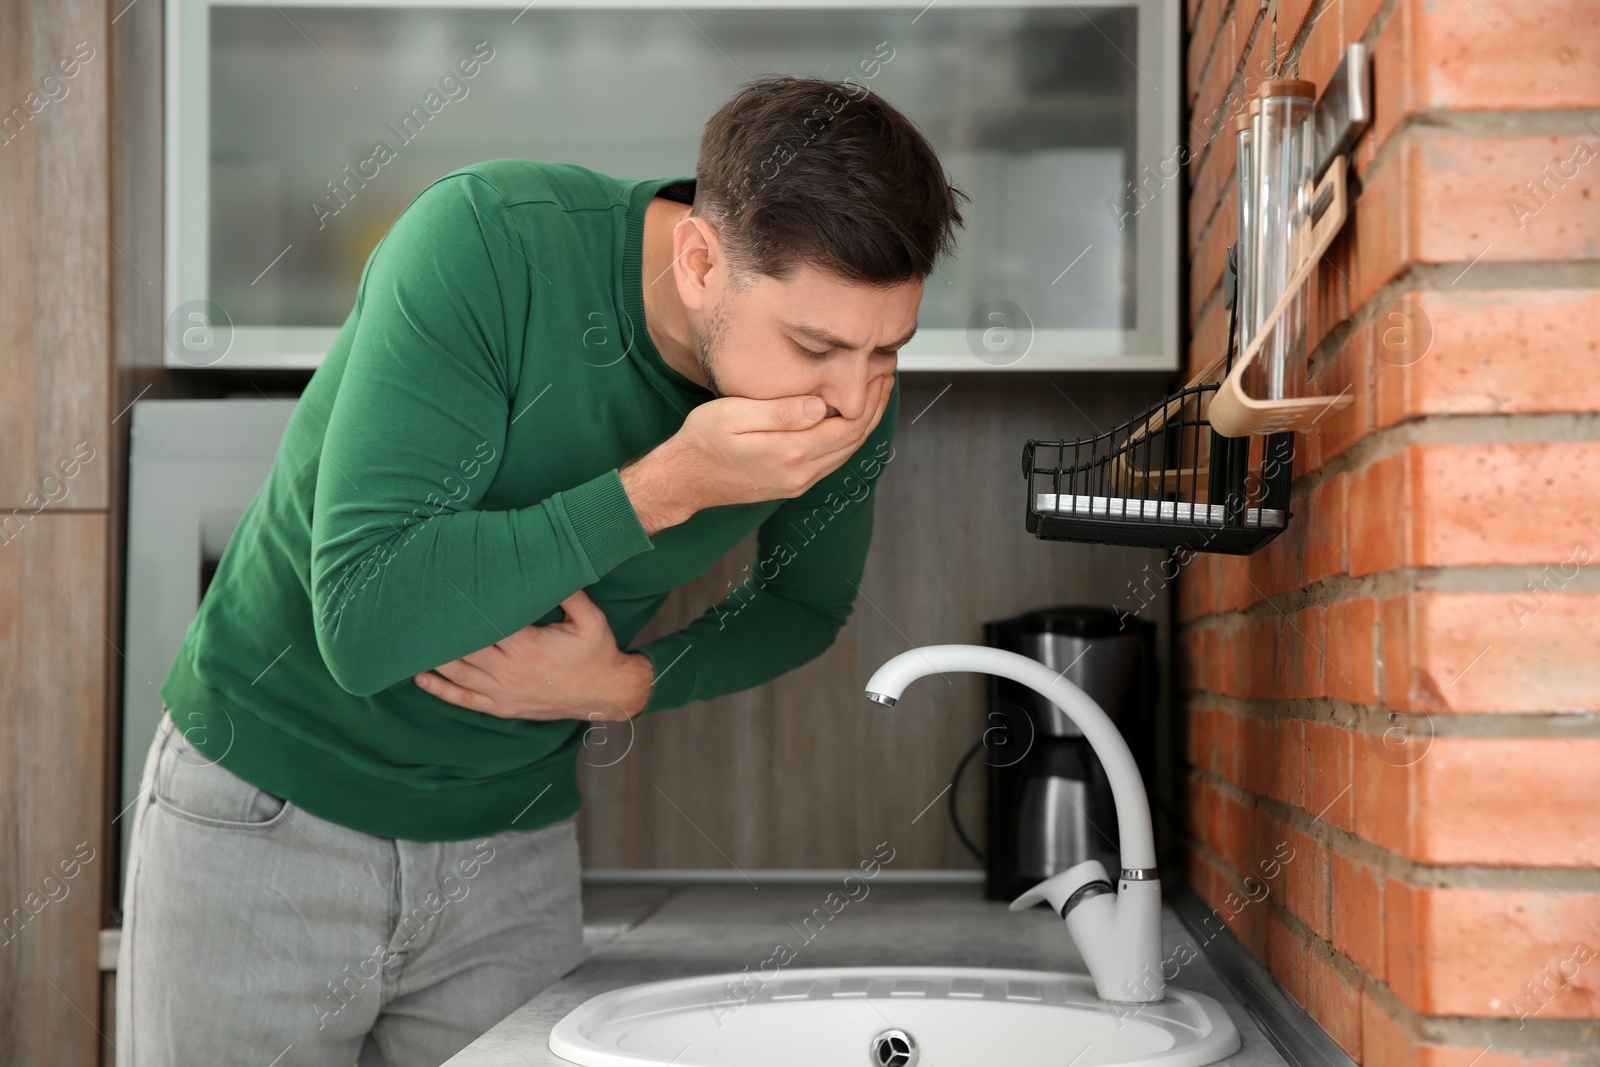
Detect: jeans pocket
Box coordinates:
(152, 719, 291, 830)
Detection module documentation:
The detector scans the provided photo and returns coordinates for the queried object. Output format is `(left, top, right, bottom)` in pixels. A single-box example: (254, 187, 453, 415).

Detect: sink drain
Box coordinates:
(870, 1029, 918, 1067)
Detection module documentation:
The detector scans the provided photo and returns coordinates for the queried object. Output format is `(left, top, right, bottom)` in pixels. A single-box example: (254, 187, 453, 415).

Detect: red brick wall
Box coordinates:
(1177, 1, 1600, 1064)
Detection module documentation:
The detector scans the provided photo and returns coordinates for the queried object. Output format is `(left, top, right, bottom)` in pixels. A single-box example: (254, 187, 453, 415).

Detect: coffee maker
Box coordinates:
(980, 607, 1159, 901)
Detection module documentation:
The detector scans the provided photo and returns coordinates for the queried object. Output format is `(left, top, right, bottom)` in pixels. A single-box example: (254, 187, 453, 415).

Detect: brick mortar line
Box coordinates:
(1185, 839, 1600, 1054)
(1145, 410, 1600, 549)
(1179, 562, 1600, 619)
(1183, 694, 1367, 731)
(1177, 690, 1600, 738)
(1384, 259, 1600, 290)
(1175, 554, 1600, 625)
(1322, 106, 1600, 214)
(1186, 767, 1600, 889)
(1188, 256, 1600, 388)
(1343, 404, 1600, 446)
(1184, 567, 1386, 608)
(1303, 260, 1600, 380)
(1408, 564, 1600, 595)
(1404, 108, 1600, 136)
(1263, 408, 1600, 502)
(1402, 1004, 1600, 1058)
(1283, 0, 1337, 68)
(1189, 261, 1600, 402)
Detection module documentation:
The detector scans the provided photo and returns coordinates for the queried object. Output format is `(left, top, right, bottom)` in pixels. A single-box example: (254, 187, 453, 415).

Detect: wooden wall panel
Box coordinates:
(0, 0, 115, 1062)
(577, 376, 1176, 870)
(0, 514, 109, 1064)
(0, 0, 110, 514)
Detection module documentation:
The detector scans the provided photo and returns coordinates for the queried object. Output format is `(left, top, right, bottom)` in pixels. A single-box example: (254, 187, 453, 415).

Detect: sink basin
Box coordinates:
(549, 966, 1241, 1067)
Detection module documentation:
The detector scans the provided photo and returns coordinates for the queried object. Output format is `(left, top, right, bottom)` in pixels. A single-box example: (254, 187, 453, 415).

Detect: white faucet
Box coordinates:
(865, 644, 1166, 1004)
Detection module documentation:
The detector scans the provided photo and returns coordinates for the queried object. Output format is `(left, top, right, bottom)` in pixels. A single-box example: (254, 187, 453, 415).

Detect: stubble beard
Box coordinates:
(693, 289, 730, 398)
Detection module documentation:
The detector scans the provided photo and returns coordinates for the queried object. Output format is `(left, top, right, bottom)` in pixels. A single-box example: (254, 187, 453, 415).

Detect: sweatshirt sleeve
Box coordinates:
(629, 380, 900, 716)
(309, 173, 655, 698)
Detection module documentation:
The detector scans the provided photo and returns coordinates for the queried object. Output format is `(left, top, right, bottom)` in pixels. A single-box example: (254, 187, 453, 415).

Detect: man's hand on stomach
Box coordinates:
(413, 589, 652, 721)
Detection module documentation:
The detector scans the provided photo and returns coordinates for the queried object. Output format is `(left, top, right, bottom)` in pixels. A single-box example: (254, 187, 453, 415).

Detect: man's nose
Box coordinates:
(823, 370, 889, 421)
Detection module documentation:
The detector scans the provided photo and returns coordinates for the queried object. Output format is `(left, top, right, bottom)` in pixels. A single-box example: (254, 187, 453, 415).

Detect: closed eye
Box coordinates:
(793, 341, 829, 359)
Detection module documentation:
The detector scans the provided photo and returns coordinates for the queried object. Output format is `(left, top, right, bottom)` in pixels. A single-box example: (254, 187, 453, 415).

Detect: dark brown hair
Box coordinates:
(694, 74, 969, 290)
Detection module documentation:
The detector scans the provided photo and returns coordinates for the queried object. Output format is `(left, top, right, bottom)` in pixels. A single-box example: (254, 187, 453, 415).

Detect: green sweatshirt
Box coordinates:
(160, 160, 900, 841)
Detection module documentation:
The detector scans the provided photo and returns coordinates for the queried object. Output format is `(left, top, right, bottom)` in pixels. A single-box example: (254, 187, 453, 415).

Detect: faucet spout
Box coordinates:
(864, 644, 1155, 870)
(865, 644, 1165, 1003)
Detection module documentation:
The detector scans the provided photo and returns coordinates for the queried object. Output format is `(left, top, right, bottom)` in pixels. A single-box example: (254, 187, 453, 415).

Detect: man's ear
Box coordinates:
(672, 215, 720, 313)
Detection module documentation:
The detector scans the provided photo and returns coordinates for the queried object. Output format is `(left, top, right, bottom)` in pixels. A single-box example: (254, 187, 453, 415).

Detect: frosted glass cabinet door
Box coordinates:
(167, 0, 1178, 370)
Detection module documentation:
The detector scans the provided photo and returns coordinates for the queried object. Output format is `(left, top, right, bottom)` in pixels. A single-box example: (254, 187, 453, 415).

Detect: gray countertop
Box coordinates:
(443, 882, 1290, 1067)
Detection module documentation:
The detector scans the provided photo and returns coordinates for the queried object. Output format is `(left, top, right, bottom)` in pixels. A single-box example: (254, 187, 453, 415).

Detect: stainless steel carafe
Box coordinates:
(1015, 774, 1094, 877)
(1014, 624, 1143, 739)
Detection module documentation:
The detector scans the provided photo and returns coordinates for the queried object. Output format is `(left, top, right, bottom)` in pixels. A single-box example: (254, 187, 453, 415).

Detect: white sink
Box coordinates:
(549, 966, 1241, 1067)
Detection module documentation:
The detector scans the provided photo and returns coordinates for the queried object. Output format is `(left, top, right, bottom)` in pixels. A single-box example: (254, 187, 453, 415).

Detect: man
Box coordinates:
(117, 74, 967, 1064)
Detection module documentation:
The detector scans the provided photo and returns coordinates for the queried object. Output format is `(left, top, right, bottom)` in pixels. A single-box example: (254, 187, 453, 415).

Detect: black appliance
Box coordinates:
(980, 606, 1159, 902)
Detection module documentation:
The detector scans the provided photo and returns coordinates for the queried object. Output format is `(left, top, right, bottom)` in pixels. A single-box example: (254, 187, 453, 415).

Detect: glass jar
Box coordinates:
(1246, 79, 1315, 401)
(1232, 105, 1257, 355)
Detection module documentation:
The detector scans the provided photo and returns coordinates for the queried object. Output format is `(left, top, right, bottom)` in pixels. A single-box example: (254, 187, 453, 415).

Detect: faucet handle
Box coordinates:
(1008, 859, 1115, 917)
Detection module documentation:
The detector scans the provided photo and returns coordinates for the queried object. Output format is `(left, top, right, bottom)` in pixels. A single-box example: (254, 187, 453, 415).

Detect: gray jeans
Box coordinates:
(116, 708, 587, 1066)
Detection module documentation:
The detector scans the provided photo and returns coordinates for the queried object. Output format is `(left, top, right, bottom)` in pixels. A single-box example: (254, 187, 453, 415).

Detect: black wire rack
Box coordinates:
(1022, 248, 1297, 556)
